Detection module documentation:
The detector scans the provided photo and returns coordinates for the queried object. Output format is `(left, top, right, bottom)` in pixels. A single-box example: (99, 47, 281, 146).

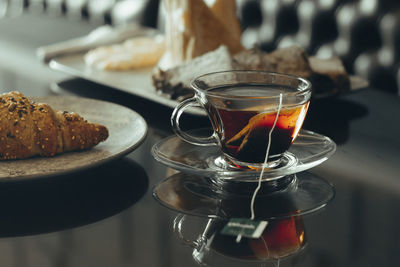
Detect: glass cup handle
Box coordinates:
(173, 214, 215, 249)
(173, 214, 198, 248)
(171, 97, 217, 146)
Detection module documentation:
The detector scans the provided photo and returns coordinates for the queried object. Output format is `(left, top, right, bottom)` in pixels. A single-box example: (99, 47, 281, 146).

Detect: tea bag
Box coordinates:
(226, 112, 277, 161)
(225, 103, 297, 162)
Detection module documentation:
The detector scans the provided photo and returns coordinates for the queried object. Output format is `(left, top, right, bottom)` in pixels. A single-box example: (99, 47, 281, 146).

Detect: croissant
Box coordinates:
(0, 91, 109, 160)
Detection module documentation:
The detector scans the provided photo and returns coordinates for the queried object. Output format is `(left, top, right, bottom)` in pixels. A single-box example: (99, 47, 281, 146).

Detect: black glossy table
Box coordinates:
(0, 14, 399, 267)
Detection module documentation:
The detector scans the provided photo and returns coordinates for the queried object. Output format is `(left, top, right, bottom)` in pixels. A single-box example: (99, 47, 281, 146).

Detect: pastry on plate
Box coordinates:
(153, 45, 351, 100)
(0, 91, 108, 160)
(153, 46, 236, 100)
(233, 45, 351, 94)
(84, 35, 165, 70)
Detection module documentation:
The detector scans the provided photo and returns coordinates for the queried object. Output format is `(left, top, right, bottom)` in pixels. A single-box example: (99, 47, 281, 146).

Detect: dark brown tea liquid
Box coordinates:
(206, 85, 309, 165)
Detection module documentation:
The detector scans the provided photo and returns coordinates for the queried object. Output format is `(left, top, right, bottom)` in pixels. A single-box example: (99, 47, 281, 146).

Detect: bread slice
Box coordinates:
(163, 0, 244, 67)
(154, 44, 351, 100)
(84, 35, 165, 70)
(308, 56, 350, 94)
(209, 0, 242, 42)
(153, 46, 236, 101)
(233, 45, 314, 79)
(233, 46, 350, 94)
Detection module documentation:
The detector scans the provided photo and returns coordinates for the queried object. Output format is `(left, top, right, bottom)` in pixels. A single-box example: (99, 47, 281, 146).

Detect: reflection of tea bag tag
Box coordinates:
(221, 218, 268, 242)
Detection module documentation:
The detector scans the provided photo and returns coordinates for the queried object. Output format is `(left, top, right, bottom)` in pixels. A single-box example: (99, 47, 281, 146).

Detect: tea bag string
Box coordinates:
(250, 93, 283, 221)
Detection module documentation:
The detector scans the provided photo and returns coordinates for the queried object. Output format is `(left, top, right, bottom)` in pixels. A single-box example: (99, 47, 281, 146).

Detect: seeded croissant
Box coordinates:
(0, 91, 109, 160)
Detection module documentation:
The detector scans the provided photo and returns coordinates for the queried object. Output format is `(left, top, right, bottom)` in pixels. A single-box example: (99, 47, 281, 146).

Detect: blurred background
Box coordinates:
(0, 0, 399, 94)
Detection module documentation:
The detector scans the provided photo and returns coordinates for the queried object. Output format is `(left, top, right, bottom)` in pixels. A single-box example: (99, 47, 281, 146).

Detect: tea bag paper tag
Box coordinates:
(221, 218, 268, 239)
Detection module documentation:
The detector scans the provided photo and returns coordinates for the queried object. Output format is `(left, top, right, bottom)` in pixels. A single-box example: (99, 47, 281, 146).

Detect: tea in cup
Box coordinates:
(171, 71, 312, 168)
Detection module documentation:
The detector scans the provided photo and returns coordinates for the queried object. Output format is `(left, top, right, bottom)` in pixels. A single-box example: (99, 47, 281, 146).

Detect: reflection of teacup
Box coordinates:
(171, 70, 312, 168)
(174, 214, 306, 265)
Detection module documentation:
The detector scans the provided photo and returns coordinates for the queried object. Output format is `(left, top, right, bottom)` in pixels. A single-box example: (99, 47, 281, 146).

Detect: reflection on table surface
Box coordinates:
(173, 213, 307, 266)
(0, 158, 148, 237)
(153, 172, 335, 220)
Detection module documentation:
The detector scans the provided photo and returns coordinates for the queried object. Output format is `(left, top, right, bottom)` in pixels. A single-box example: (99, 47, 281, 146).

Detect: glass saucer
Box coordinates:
(152, 129, 336, 182)
(153, 171, 335, 220)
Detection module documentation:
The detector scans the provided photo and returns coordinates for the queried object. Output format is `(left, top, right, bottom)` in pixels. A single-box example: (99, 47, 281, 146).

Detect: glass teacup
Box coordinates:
(171, 70, 312, 169)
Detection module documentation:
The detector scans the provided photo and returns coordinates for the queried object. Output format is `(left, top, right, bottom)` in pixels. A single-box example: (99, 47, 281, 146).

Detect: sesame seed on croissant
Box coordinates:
(0, 91, 108, 160)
